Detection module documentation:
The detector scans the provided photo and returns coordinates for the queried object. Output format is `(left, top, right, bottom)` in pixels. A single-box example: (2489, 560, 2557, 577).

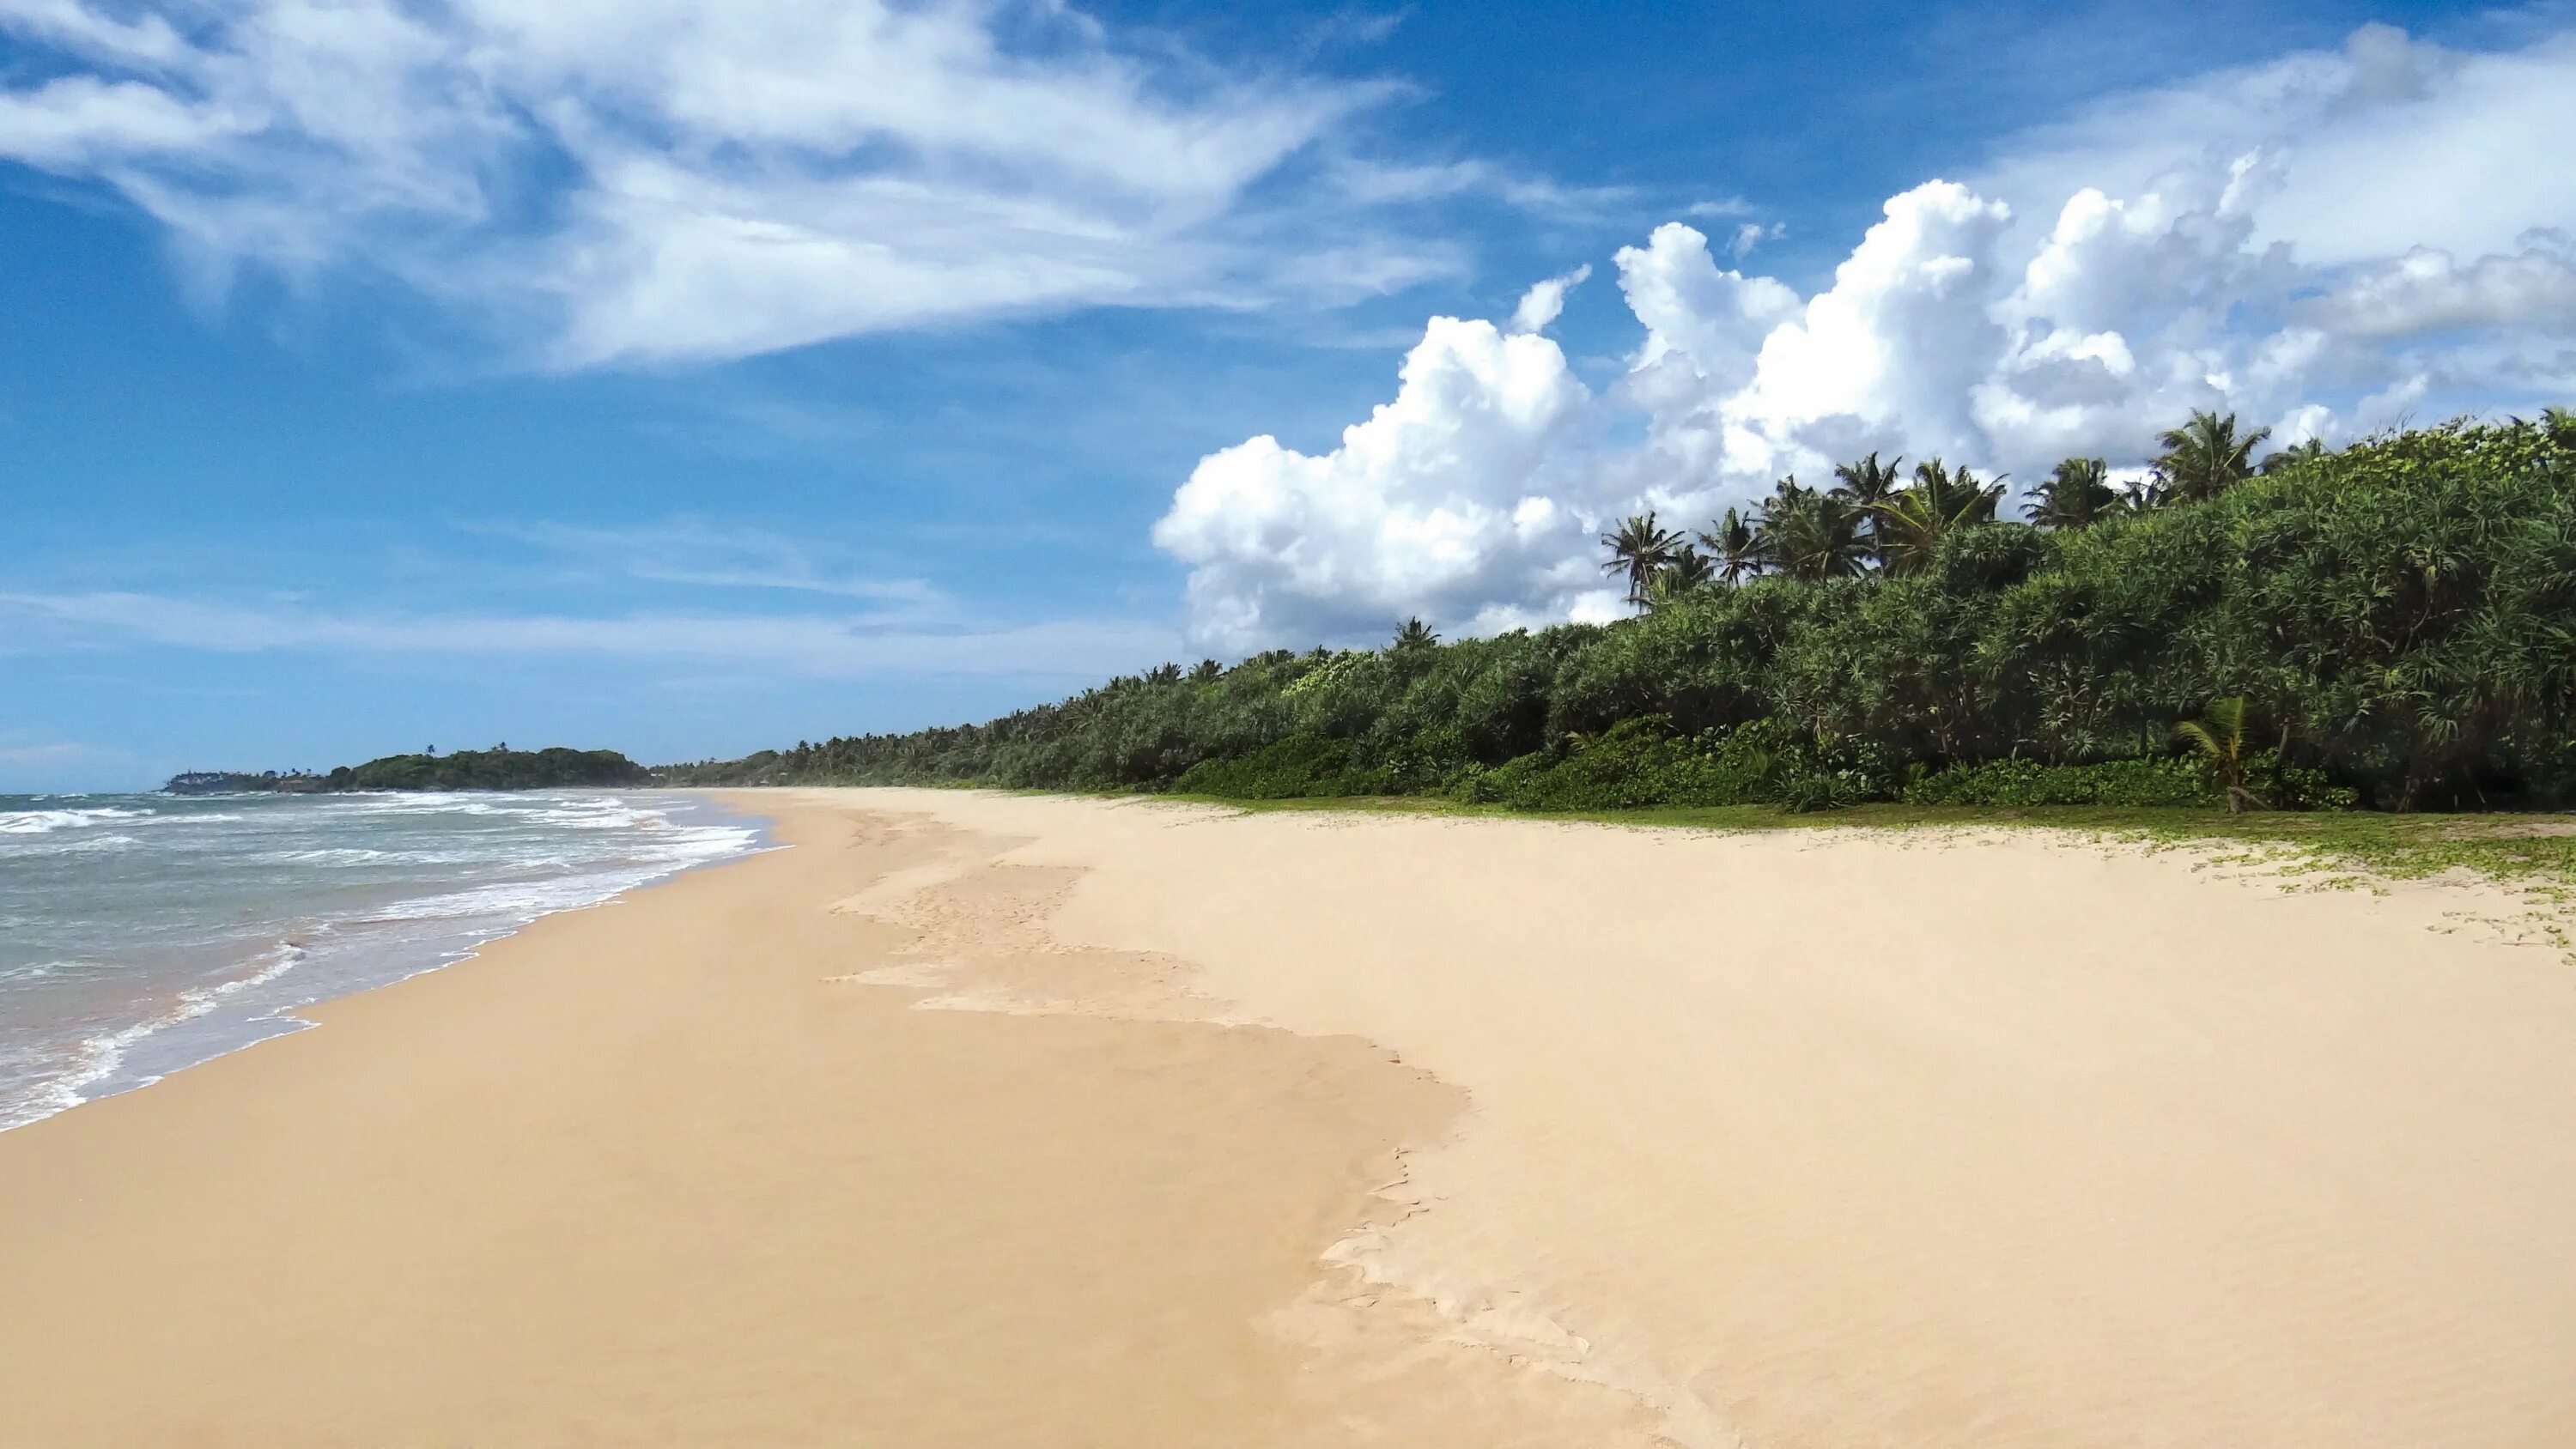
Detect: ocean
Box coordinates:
(0, 790, 765, 1131)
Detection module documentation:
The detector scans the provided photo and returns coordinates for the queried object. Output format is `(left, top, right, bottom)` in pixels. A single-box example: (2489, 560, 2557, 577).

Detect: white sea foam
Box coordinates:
(358, 826, 758, 924)
(0, 806, 148, 834)
(0, 832, 144, 859)
(0, 942, 311, 1131)
(0, 791, 766, 1132)
(0, 960, 83, 983)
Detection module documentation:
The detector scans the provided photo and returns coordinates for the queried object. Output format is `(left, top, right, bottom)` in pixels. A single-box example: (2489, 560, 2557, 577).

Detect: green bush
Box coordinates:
(1172, 735, 1386, 798)
(1447, 717, 1876, 812)
(1903, 756, 2216, 807)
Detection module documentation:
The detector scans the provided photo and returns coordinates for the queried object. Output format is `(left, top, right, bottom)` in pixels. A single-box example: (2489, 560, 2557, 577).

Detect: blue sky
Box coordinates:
(4, 0, 2573, 790)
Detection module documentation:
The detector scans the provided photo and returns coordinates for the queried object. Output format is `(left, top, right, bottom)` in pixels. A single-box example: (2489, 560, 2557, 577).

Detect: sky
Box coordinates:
(5, 0, 2574, 790)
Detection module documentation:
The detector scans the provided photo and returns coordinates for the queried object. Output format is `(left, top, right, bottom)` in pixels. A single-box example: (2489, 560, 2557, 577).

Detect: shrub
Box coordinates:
(1173, 735, 1386, 798)
(1902, 756, 2216, 808)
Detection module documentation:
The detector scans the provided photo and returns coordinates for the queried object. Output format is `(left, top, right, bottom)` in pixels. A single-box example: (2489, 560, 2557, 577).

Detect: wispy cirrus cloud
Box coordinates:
(0, 589, 1178, 680)
(469, 518, 948, 607)
(0, 742, 101, 767)
(0, 0, 1531, 367)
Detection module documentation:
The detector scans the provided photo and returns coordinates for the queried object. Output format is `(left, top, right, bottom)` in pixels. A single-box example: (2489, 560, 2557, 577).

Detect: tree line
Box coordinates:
(1602, 409, 2318, 605)
(659, 412, 2576, 813)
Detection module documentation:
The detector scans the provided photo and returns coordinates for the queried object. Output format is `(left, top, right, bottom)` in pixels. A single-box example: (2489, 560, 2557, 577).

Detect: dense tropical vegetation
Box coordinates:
(661, 414, 2576, 815)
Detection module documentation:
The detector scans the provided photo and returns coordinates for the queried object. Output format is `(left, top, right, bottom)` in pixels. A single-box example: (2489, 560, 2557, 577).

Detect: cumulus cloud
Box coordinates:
(1156, 21, 2576, 650)
(1151, 316, 1613, 652)
(2307, 235, 2576, 339)
(0, 0, 1474, 364)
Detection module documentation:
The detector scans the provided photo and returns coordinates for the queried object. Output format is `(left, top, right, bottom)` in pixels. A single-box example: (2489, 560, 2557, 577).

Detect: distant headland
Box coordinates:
(166, 747, 648, 795)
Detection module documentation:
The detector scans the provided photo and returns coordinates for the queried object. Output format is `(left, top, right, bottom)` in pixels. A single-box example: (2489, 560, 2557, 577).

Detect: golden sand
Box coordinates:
(5, 789, 2574, 1446)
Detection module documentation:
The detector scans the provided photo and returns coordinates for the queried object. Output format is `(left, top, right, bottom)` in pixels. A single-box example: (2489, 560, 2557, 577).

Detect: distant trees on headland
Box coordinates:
(167, 748, 647, 794)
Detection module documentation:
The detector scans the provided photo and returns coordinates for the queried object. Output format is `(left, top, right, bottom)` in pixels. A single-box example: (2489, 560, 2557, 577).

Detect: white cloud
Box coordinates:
(2306, 236, 2576, 339)
(1151, 316, 1609, 652)
(1156, 21, 2576, 650)
(1614, 223, 1801, 383)
(475, 518, 948, 605)
(0, 0, 1479, 365)
(1508, 264, 1590, 334)
(1728, 221, 1783, 258)
(1721, 182, 2016, 477)
(0, 77, 246, 166)
(1685, 197, 1756, 220)
(1978, 22, 2576, 269)
(0, 0, 189, 64)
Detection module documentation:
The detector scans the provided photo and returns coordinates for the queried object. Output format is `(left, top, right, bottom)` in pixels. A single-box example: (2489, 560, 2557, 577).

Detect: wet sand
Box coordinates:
(4, 789, 2574, 1446)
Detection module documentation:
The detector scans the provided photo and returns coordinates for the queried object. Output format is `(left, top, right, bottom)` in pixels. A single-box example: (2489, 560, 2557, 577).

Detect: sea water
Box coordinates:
(0, 790, 765, 1131)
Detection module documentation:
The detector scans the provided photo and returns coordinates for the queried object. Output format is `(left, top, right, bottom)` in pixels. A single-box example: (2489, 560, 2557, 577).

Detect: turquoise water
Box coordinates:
(0, 790, 763, 1130)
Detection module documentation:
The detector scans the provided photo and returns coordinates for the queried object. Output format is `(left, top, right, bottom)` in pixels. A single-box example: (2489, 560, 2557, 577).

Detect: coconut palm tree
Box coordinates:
(1392, 616, 1438, 652)
(1698, 506, 1769, 584)
(2543, 406, 2576, 448)
(1830, 451, 1906, 507)
(1600, 512, 1686, 608)
(1189, 659, 1223, 683)
(1870, 459, 2004, 573)
(2260, 438, 2327, 476)
(1759, 476, 1873, 582)
(2023, 457, 2119, 530)
(1831, 451, 1905, 566)
(2176, 695, 2260, 814)
(2153, 410, 2271, 504)
(1647, 547, 1716, 606)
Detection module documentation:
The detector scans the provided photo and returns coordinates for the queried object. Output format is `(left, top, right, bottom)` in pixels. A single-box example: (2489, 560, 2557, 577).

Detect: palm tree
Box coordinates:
(2260, 438, 2327, 476)
(1698, 506, 1769, 584)
(1759, 476, 1873, 582)
(1145, 662, 1182, 686)
(1392, 616, 1438, 652)
(1831, 452, 1905, 567)
(2543, 406, 2576, 449)
(1869, 459, 2004, 573)
(1601, 512, 1686, 608)
(1189, 659, 1223, 683)
(2153, 410, 2270, 504)
(1830, 451, 1906, 507)
(2176, 696, 2260, 814)
(1647, 547, 1716, 607)
(2023, 457, 2119, 530)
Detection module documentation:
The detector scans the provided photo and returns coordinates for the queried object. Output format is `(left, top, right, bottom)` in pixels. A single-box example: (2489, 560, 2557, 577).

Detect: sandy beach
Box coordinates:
(6, 790, 2576, 1446)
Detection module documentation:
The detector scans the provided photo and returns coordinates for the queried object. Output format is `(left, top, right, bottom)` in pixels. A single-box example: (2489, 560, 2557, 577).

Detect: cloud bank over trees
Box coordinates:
(1155, 24, 2576, 652)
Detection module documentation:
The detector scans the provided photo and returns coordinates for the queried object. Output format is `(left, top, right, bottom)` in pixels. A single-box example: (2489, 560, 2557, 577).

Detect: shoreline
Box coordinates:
(5, 788, 2574, 1444)
(0, 789, 772, 1134)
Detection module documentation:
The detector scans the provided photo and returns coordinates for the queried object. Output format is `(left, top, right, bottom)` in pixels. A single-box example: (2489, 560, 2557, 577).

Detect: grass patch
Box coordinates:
(1151, 791, 2576, 897)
